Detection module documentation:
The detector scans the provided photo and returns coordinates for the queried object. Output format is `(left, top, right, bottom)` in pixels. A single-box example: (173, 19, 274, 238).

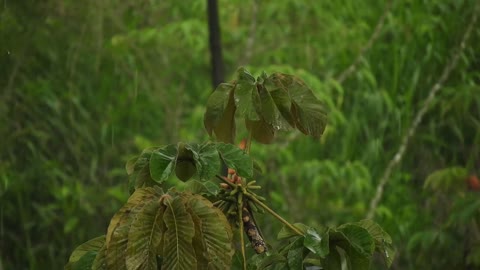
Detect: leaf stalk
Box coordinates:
(248, 194, 304, 236)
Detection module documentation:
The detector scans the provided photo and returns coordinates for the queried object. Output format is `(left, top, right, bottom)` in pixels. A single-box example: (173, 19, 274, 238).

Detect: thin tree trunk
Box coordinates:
(207, 0, 224, 88)
(207, 0, 228, 176)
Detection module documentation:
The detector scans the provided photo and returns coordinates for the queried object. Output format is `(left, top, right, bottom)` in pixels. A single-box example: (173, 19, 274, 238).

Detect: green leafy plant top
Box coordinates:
(204, 68, 327, 144)
(65, 68, 393, 270)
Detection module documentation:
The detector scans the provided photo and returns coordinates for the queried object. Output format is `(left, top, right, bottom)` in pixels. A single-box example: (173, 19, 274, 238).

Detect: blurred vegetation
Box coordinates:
(1, 0, 479, 269)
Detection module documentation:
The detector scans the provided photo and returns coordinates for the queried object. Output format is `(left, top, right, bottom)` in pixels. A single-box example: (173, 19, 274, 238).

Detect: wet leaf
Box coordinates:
(246, 119, 275, 144)
(105, 187, 163, 270)
(186, 142, 221, 181)
(92, 245, 107, 270)
(72, 251, 98, 270)
(126, 198, 165, 270)
(127, 147, 159, 193)
(268, 73, 327, 138)
(187, 194, 234, 269)
(235, 68, 261, 121)
(277, 223, 309, 240)
(204, 83, 237, 143)
(355, 220, 394, 267)
(65, 236, 105, 270)
(257, 84, 290, 131)
(162, 196, 197, 269)
(67, 235, 105, 264)
(215, 142, 253, 179)
(264, 78, 296, 129)
(286, 237, 304, 269)
(150, 144, 178, 183)
(329, 224, 375, 270)
(334, 224, 375, 257)
(322, 247, 341, 270)
(304, 228, 329, 258)
(175, 143, 197, 182)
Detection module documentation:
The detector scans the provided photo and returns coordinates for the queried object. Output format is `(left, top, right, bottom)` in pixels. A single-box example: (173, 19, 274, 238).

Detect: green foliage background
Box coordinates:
(1, 0, 479, 269)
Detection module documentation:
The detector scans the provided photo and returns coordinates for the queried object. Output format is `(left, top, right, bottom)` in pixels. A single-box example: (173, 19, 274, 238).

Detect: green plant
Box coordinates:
(65, 68, 393, 270)
(406, 167, 480, 269)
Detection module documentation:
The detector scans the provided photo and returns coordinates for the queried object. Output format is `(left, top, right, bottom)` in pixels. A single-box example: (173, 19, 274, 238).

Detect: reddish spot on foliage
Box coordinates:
(467, 175, 480, 191)
(238, 138, 247, 150)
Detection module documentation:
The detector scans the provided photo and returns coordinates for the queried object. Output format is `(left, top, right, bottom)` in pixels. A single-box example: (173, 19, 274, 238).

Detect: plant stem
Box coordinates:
(248, 194, 304, 236)
(216, 174, 236, 188)
(237, 194, 247, 270)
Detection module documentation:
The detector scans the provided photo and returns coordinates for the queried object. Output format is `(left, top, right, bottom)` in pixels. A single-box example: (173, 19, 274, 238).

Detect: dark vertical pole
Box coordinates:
(207, 0, 227, 176)
(207, 0, 224, 88)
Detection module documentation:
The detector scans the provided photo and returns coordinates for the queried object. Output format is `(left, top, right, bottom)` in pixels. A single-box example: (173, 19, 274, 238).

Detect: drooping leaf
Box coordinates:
(204, 83, 235, 136)
(289, 86, 327, 137)
(235, 68, 261, 121)
(162, 196, 197, 269)
(175, 143, 197, 182)
(72, 251, 98, 270)
(126, 196, 166, 270)
(215, 142, 253, 179)
(355, 219, 395, 267)
(105, 187, 163, 270)
(345, 247, 371, 270)
(277, 223, 309, 240)
(66, 235, 105, 265)
(187, 194, 234, 269)
(379, 241, 395, 268)
(354, 220, 392, 244)
(321, 246, 342, 270)
(127, 147, 159, 194)
(304, 228, 329, 258)
(186, 142, 221, 181)
(286, 237, 305, 269)
(329, 224, 375, 270)
(204, 83, 237, 143)
(264, 78, 296, 128)
(126, 156, 138, 175)
(91, 245, 107, 270)
(150, 144, 178, 183)
(257, 84, 291, 131)
(269, 73, 327, 138)
(246, 119, 275, 144)
(189, 205, 209, 269)
(335, 224, 375, 257)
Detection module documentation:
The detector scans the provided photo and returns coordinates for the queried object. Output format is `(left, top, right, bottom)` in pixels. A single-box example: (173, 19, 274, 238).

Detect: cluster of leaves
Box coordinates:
(204, 68, 327, 144)
(249, 220, 393, 270)
(65, 187, 234, 270)
(65, 69, 394, 270)
(66, 142, 394, 269)
(125, 142, 254, 194)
